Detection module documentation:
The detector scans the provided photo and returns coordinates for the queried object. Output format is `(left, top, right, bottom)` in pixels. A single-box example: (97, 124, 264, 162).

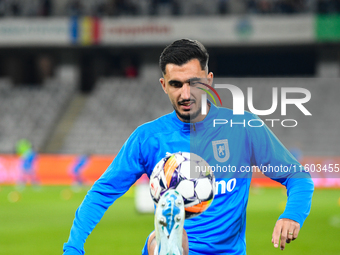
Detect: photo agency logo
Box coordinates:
(197, 80, 312, 128)
(196, 82, 223, 114)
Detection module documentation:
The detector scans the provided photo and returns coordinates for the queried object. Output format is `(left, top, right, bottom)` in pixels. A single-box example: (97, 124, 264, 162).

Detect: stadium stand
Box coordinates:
(0, 58, 338, 156)
(0, 0, 339, 157)
(0, 66, 77, 154)
(217, 78, 340, 156)
(59, 76, 340, 156)
(0, 0, 339, 17)
(60, 77, 172, 154)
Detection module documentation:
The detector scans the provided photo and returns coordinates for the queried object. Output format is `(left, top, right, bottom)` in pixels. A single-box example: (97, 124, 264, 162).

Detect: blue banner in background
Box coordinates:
(70, 16, 79, 44)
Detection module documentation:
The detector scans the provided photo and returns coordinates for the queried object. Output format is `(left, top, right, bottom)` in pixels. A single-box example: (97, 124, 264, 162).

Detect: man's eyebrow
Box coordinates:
(168, 77, 202, 85)
(168, 79, 182, 84)
(189, 77, 201, 83)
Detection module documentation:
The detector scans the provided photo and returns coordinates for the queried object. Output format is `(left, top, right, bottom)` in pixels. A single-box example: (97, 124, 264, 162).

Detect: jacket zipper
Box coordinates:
(191, 123, 197, 153)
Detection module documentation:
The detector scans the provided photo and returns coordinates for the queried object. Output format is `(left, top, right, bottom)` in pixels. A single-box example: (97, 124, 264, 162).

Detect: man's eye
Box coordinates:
(189, 79, 203, 87)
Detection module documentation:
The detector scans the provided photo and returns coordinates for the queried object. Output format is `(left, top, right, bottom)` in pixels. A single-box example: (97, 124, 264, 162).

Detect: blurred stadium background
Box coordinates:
(0, 0, 339, 254)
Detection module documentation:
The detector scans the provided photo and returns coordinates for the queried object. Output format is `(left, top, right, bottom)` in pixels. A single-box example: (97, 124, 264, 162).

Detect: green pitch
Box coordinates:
(0, 185, 339, 255)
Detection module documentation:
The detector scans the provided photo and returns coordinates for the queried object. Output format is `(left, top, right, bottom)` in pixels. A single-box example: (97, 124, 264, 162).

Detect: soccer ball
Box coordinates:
(149, 152, 215, 219)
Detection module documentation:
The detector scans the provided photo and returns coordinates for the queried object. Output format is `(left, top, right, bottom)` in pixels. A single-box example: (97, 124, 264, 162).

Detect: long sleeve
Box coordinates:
(63, 130, 145, 254)
(278, 177, 314, 226)
(248, 114, 314, 227)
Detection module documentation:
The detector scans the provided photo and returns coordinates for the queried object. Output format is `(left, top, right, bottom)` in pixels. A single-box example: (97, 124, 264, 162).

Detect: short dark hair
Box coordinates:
(159, 39, 209, 75)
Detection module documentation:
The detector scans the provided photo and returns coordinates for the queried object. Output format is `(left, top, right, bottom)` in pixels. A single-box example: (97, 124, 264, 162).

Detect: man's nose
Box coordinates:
(181, 83, 191, 100)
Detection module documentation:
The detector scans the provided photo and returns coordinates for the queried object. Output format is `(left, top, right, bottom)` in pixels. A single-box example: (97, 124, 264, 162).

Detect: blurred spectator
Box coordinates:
(94, 0, 107, 16)
(218, 0, 229, 15)
(106, 0, 117, 16)
(114, 0, 138, 15)
(150, 0, 180, 16)
(123, 58, 138, 78)
(37, 55, 53, 83)
(0, 0, 333, 17)
(229, 0, 247, 14)
(150, 0, 169, 16)
(25, 0, 40, 16)
(317, 0, 339, 13)
(247, 0, 258, 13)
(68, 0, 83, 16)
(257, 0, 273, 14)
(172, 0, 180, 15)
(10, 0, 21, 16)
(0, 0, 6, 17)
(39, 0, 52, 16)
(277, 0, 306, 14)
(124, 65, 138, 78)
(192, 0, 210, 15)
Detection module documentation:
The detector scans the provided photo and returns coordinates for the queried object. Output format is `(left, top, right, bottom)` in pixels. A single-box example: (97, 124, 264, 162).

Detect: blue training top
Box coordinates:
(63, 103, 314, 255)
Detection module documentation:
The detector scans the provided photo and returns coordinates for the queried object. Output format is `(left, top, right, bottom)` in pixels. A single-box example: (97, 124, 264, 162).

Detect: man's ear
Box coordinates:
(207, 72, 214, 86)
(160, 78, 168, 94)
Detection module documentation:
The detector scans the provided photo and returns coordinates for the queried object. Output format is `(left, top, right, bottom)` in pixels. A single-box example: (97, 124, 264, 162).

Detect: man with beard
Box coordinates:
(63, 39, 314, 255)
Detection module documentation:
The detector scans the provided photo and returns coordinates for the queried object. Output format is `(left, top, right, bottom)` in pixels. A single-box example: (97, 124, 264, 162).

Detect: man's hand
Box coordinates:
(272, 218, 300, 250)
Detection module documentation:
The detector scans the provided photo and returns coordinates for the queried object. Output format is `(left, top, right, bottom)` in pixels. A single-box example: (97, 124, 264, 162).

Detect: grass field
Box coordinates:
(0, 185, 339, 255)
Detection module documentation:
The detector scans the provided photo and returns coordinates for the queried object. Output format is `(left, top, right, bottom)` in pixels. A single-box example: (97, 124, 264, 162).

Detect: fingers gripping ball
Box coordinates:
(150, 152, 215, 219)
